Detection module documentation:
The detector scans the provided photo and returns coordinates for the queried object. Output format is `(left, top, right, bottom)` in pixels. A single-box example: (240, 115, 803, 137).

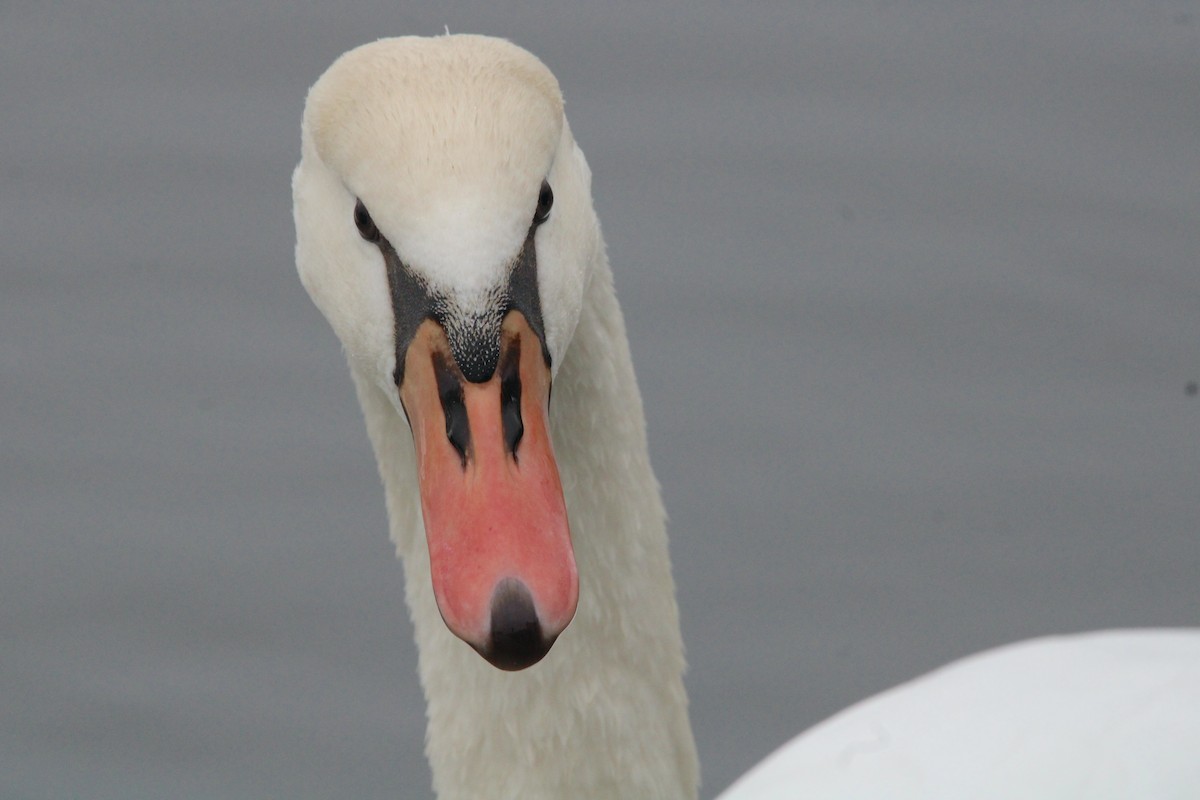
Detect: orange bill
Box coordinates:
(399, 313, 577, 670)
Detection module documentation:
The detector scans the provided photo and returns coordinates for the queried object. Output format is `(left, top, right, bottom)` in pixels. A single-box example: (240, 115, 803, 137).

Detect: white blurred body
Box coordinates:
(718, 629, 1200, 800)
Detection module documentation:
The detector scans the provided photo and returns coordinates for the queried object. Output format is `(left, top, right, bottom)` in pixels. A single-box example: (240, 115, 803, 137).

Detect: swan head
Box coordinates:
(293, 35, 597, 670)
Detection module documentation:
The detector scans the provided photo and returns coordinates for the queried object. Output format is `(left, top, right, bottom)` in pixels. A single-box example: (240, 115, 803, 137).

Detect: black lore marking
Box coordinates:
(382, 239, 438, 389)
(499, 341, 524, 457)
(432, 353, 470, 468)
(375, 187, 554, 389)
(507, 225, 552, 369)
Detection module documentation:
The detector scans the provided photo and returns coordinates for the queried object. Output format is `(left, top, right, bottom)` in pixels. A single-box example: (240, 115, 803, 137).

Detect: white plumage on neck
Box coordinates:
(350, 243, 699, 799)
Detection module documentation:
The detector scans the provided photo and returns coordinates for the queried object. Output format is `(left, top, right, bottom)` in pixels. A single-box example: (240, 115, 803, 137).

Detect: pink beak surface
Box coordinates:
(399, 314, 577, 670)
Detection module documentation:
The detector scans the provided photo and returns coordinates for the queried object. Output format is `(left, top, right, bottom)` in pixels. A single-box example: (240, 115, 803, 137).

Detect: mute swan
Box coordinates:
(292, 34, 1200, 800)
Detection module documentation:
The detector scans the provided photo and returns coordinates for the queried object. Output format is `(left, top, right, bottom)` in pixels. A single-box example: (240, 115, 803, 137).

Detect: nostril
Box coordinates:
(483, 578, 551, 670)
(501, 369, 523, 457)
(499, 337, 524, 458)
(432, 353, 470, 467)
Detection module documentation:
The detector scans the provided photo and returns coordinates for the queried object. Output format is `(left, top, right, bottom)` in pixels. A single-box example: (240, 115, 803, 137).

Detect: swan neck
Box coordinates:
(355, 255, 699, 799)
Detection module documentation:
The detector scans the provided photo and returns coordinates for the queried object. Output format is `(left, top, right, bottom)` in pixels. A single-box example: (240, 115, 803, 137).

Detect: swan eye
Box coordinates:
(533, 180, 553, 226)
(354, 199, 381, 243)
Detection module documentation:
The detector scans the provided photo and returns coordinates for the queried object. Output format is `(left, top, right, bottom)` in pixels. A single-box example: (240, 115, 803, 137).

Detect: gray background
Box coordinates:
(2, 2, 1197, 798)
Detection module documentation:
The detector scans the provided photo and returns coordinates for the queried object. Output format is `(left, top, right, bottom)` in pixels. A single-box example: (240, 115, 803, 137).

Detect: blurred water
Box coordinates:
(2, 2, 1197, 797)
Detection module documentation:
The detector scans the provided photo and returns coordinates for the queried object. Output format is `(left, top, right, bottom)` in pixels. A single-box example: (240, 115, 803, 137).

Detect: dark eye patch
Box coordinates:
(354, 199, 381, 243)
(533, 180, 553, 226)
